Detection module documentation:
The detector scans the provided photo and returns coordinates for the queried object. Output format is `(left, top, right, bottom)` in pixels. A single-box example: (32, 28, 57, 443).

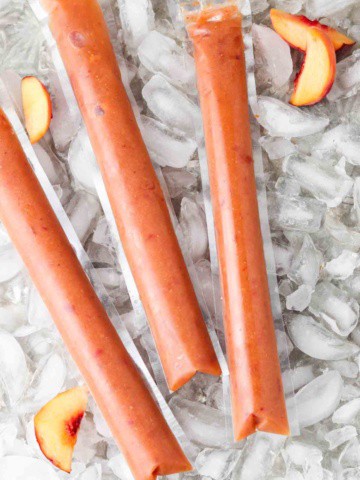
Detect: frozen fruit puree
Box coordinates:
(185, 4, 290, 440)
(40, 0, 221, 391)
(0, 109, 191, 480)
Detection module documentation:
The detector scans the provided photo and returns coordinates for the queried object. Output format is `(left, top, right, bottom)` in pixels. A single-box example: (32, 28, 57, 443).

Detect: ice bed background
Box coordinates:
(1, 0, 360, 478)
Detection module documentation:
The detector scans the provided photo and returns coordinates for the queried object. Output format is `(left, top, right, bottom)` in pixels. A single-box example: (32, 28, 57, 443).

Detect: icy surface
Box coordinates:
(291, 371, 344, 428)
(287, 315, 360, 360)
(252, 24, 293, 89)
(257, 96, 329, 138)
(0, 0, 360, 479)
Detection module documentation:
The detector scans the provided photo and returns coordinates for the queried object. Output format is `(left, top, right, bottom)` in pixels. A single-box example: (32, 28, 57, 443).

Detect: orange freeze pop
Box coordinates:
(186, 5, 289, 440)
(40, 0, 220, 391)
(0, 109, 191, 480)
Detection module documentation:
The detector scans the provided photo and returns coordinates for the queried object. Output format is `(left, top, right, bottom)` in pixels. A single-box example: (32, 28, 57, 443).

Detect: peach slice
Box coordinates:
(290, 28, 336, 106)
(34, 386, 88, 473)
(270, 9, 355, 52)
(21, 76, 52, 144)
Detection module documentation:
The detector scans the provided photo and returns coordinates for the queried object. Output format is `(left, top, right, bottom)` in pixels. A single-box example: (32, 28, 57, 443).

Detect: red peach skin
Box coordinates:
(40, 0, 220, 391)
(270, 9, 355, 52)
(0, 109, 191, 480)
(186, 6, 289, 440)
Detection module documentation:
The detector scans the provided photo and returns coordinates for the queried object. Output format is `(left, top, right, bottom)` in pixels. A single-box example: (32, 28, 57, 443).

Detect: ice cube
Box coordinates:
(287, 315, 360, 360)
(92, 216, 113, 249)
(0, 455, 58, 479)
(274, 0, 302, 13)
(315, 124, 360, 166)
(0, 303, 26, 333)
(163, 168, 198, 198)
(325, 211, 360, 251)
(332, 398, 360, 425)
(257, 96, 329, 138)
(252, 25, 293, 89)
(68, 126, 98, 194)
(142, 75, 202, 137)
(353, 177, 360, 224)
(284, 441, 323, 480)
(206, 382, 225, 411)
(1, 9, 43, 75)
(169, 396, 228, 448)
(195, 259, 216, 318)
(180, 197, 208, 263)
(195, 448, 241, 480)
(121, 310, 147, 339)
(0, 69, 23, 118)
(275, 177, 302, 197)
(325, 426, 357, 450)
(342, 384, 360, 402)
(328, 50, 360, 102)
(73, 416, 100, 464)
(288, 235, 322, 288)
(272, 241, 293, 276)
(329, 360, 358, 379)
(0, 421, 17, 457)
(260, 137, 296, 161)
(0, 330, 29, 405)
(66, 191, 101, 244)
(233, 433, 285, 480)
(118, 0, 155, 48)
(48, 70, 81, 151)
(94, 267, 124, 291)
(27, 286, 53, 329)
(286, 285, 313, 312)
(339, 439, 360, 468)
(138, 31, 196, 92)
(325, 250, 360, 280)
(78, 465, 102, 480)
(267, 192, 326, 233)
(108, 453, 134, 480)
(344, 277, 360, 306)
(284, 441, 322, 468)
(251, 0, 269, 13)
(283, 154, 353, 208)
(291, 371, 343, 428)
(29, 353, 66, 406)
(140, 115, 196, 168)
(306, 0, 358, 20)
(33, 144, 68, 187)
(0, 244, 24, 283)
(309, 282, 359, 337)
(282, 365, 315, 395)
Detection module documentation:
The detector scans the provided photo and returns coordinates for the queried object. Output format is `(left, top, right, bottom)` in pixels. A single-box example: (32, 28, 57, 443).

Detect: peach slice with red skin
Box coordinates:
(34, 386, 88, 473)
(21, 76, 52, 144)
(290, 27, 336, 106)
(270, 9, 355, 52)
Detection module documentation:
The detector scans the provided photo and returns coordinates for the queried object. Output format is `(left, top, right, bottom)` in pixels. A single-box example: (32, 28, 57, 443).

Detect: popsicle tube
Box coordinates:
(39, 0, 220, 391)
(185, 4, 289, 440)
(0, 108, 191, 480)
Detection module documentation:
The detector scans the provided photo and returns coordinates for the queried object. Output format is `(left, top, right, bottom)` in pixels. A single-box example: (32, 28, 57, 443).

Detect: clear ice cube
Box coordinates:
(257, 96, 329, 138)
(309, 282, 359, 337)
(138, 31, 196, 92)
(287, 314, 360, 360)
(252, 25, 293, 90)
(283, 154, 353, 208)
(140, 115, 197, 168)
(291, 371, 343, 428)
(142, 75, 202, 137)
